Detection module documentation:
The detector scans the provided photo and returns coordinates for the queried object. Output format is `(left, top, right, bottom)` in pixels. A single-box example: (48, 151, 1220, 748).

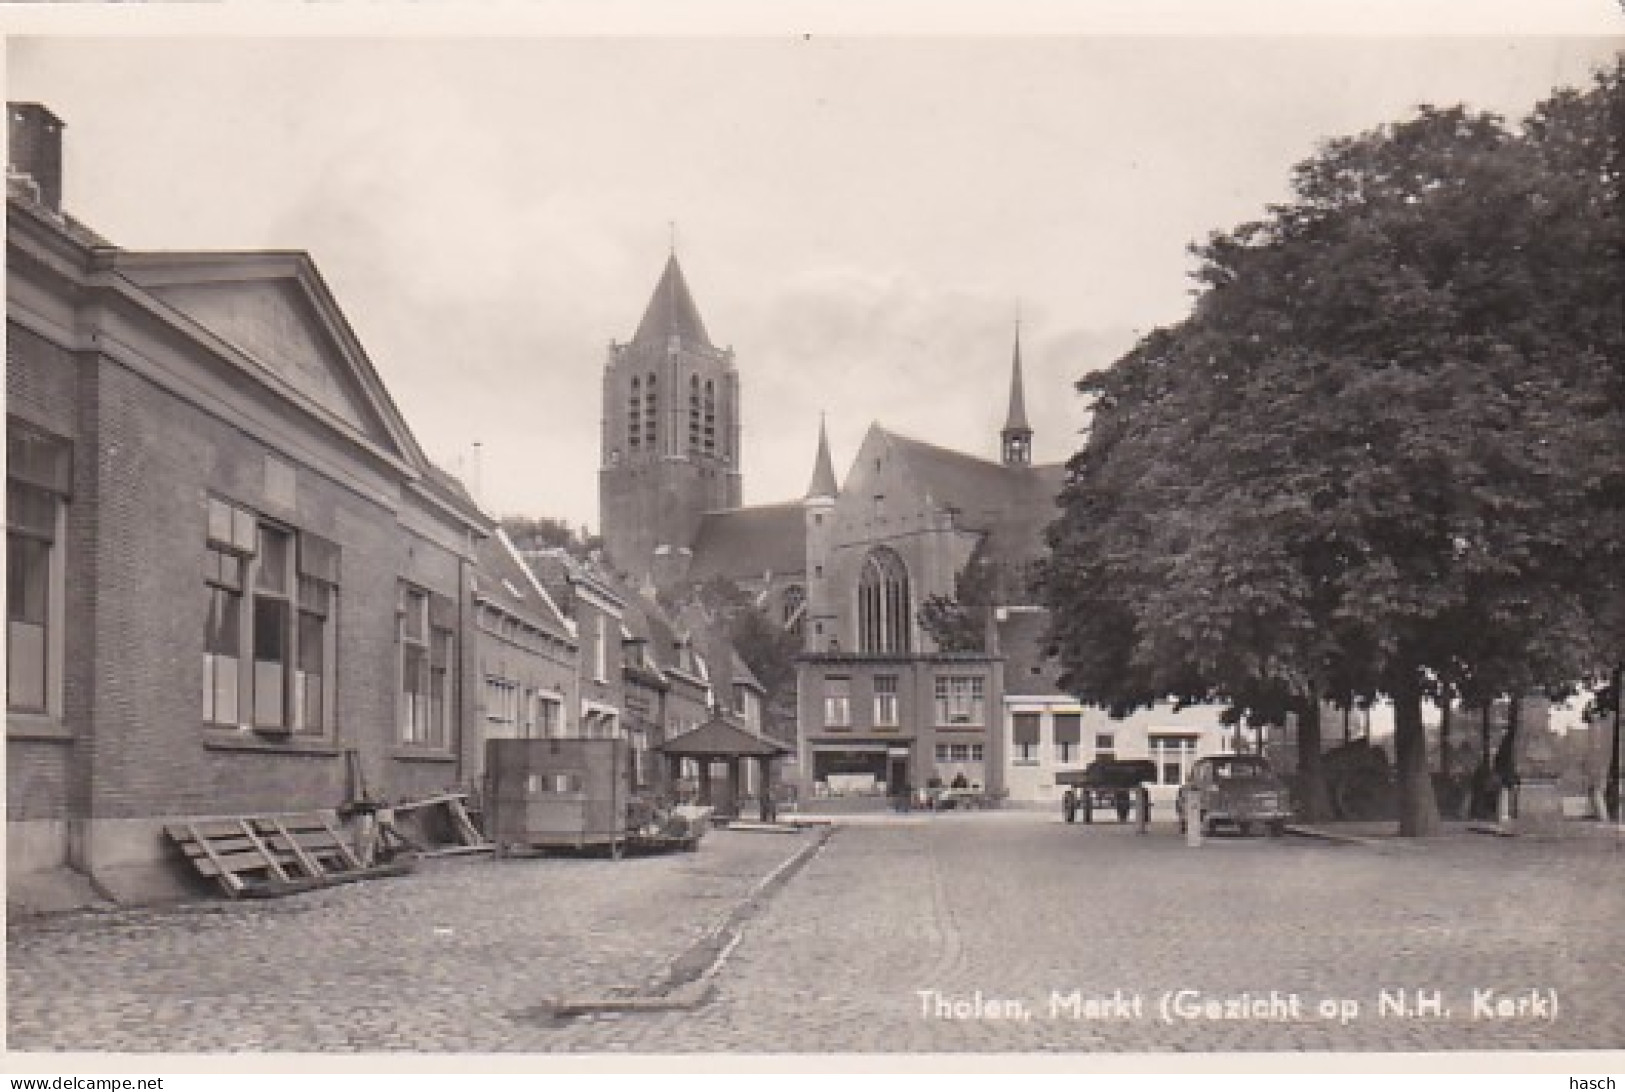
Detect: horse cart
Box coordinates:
(1057, 759, 1157, 825)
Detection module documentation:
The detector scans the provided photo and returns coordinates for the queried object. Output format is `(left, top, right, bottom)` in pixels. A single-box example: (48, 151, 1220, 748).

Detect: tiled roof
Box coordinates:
(687, 501, 806, 582)
(881, 429, 1064, 564)
(631, 253, 713, 350)
(659, 713, 791, 757)
(473, 531, 573, 643)
(730, 649, 765, 693)
(421, 463, 490, 527)
(614, 589, 673, 686)
(669, 599, 760, 694)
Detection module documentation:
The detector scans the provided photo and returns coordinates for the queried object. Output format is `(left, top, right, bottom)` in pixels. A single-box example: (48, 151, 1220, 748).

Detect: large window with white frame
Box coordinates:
(873, 674, 899, 727)
(203, 496, 337, 736)
(934, 742, 985, 763)
(1150, 733, 1199, 786)
(7, 420, 71, 718)
(934, 675, 985, 726)
(400, 582, 454, 747)
(823, 676, 851, 728)
(485, 676, 520, 734)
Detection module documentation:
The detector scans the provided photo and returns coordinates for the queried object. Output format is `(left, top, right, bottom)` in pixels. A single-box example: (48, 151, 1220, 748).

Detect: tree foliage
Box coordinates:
(918, 539, 1000, 653)
(499, 514, 602, 560)
(1042, 68, 1625, 835)
(686, 576, 801, 737)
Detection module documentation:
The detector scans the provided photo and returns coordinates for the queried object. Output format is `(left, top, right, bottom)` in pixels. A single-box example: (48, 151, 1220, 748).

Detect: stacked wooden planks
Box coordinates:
(166, 811, 413, 898)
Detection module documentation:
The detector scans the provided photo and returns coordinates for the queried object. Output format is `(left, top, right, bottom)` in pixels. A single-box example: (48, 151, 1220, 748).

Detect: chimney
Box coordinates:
(8, 103, 65, 213)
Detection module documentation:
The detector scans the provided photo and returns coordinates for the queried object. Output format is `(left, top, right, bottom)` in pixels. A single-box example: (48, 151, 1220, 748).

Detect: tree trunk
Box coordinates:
(1438, 698, 1452, 777)
(1495, 694, 1522, 788)
(1294, 696, 1333, 822)
(1393, 671, 1441, 837)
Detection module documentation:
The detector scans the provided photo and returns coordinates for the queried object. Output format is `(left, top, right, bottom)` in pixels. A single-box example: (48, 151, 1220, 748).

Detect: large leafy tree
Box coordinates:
(1044, 67, 1623, 836)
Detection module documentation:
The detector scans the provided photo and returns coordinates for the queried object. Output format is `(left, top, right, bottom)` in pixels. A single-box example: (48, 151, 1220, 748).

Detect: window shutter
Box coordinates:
(1012, 713, 1041, 746)
(207, 497, 259, 554)
(1053, 713, 1082, 745)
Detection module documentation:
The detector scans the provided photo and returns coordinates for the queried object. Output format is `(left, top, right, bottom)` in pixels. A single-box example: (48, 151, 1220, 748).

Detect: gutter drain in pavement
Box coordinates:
(513, 824, 836, 1025)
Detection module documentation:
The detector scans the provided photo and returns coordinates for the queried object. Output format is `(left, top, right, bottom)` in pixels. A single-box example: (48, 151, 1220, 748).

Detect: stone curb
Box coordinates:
(538, 824, 836, 1020)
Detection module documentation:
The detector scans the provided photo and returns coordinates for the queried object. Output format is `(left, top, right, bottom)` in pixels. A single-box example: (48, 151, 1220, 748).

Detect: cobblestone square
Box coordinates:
(8, 816, 1623, 1054)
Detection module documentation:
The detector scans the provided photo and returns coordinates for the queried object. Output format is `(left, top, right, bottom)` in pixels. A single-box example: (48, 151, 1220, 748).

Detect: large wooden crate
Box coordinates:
(485, 738, 633, 856)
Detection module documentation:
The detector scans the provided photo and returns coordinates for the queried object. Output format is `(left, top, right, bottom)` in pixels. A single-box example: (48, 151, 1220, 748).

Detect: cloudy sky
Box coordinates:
(8, 17, 1619, 533)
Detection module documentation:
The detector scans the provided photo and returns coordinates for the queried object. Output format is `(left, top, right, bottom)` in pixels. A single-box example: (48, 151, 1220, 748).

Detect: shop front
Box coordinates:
(810, 742, 913, 798)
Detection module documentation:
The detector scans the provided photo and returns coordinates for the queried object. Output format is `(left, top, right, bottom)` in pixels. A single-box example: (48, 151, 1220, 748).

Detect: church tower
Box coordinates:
(1000, 322, 1033, 467)
(599, 253, 742, 582)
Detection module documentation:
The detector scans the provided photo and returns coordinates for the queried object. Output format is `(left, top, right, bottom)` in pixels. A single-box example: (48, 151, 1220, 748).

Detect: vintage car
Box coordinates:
(1175, 754, 1292, 836)
(1057, 759, 1158, 823)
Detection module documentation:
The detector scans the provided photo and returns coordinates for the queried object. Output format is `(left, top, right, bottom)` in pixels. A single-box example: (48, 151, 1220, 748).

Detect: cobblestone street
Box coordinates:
(7, 829, 819, 1053)
(9, 815, 1624, 1054)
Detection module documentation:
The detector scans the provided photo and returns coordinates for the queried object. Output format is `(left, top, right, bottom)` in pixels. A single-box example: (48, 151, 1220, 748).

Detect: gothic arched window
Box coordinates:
(857, 548, 911, 654)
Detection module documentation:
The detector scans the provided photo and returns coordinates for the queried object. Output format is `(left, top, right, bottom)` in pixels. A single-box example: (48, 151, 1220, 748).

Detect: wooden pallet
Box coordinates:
(166, 811, 412, 899)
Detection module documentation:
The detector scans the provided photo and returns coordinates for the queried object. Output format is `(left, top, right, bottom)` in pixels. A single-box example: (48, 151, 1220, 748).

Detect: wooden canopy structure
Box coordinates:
(659, 714, 792, 822)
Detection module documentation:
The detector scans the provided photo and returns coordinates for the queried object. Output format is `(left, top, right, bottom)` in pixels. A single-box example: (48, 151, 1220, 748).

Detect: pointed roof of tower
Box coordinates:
(631, 252, 713, 350)
(1003, 323, 1031, 435)
(806, 414, 838, 500)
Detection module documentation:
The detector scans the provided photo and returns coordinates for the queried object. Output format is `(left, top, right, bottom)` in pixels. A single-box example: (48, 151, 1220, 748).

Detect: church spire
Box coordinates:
(1001, 320, 1033, 466)
(806, 413, 838, 500)
(631, 251, 713, 350)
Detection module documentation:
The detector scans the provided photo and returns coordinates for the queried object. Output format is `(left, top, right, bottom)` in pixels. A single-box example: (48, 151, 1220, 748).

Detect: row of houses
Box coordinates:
(6, 103, 771, 904)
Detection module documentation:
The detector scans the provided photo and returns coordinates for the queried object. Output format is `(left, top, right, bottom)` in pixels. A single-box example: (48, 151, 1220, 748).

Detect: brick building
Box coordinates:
(469, 529, 580, 782)
(6, 103, 490, 902)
